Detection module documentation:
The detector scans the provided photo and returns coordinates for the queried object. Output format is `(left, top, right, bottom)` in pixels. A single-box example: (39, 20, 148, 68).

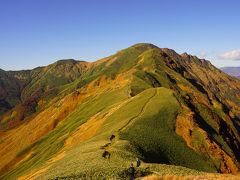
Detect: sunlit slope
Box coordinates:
(16, 88, 216, 179)
(0, 43, 240, 179)
(0, 73, 130, 179)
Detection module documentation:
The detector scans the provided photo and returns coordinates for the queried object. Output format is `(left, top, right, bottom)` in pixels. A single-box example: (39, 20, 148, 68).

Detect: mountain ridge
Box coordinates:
(0, 43, 240, 179)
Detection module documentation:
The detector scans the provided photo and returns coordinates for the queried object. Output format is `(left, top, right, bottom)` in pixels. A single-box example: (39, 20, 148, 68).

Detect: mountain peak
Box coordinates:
(132, 43, 158, 48)
(181, 52, 190, 58)
(54, 59, 84, 65)
(130, 43, 159, 51)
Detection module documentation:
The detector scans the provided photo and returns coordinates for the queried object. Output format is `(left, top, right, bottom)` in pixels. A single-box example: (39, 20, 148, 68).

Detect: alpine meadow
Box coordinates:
(0, 43, 240, 179)
(1, 1, 240, 179)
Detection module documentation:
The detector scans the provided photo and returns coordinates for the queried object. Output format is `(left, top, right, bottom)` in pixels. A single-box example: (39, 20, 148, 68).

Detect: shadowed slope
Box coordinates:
(0, 60, 89, 130)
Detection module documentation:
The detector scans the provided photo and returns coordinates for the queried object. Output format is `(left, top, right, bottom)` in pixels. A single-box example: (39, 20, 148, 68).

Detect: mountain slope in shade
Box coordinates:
(221, 67, 240, 78)
(0, 59, 89, 128)
(0, 69, 31, 115)
(0, 44, 239, 179)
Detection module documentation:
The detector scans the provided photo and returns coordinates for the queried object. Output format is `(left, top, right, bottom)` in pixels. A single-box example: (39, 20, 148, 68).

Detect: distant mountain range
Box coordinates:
(0, 44, 239, 179)
(221, 67, 240, 78)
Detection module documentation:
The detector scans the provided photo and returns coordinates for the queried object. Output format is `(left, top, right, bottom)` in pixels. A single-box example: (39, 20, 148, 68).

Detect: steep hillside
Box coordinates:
(0, 59, 89, 129)
(0, 44, 239, 179)
(0, 69, 31, 115)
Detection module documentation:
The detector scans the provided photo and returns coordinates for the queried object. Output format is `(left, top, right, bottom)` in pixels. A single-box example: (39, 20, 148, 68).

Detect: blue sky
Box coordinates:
(0, 0, 240, 70)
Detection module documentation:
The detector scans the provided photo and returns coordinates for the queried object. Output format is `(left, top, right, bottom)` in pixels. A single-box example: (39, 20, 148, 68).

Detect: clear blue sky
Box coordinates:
(0, 0, 240, 70)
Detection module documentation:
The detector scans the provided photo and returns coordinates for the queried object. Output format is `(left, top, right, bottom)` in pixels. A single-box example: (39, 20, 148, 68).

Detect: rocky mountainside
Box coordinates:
(0, 44, 239, 179)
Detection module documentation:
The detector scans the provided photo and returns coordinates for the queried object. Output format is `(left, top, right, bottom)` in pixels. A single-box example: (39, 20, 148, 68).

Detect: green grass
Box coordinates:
(3, 88, 215, 179)
(40, 88, 215, 179)
(2, 87, 129, 180)
(1, 44, 239, 179)
(34, 88, 208, 179)
(119, 88, 217, 172)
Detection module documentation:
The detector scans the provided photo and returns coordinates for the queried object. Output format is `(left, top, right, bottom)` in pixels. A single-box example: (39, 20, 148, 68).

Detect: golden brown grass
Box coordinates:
(0, 73, 129, 177)
(141, 174, 240, 180)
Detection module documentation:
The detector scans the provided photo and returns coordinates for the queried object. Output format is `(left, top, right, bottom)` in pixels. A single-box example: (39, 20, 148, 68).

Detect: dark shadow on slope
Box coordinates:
(120, 112, 217, 173)
(166, 74, 176, 84)
(134, 145, 169, 164)
(130, 72, 161, 97)
(183, 97, 217, 135)
(145, 72, 161, 88)
(219, 119, 240, 162)
(183, 96, 240, 166)
(214, 95, 231, 115)
(213, 95, 240, 161)
(232, 117, 240, 136)
(186, 78, 208, 96)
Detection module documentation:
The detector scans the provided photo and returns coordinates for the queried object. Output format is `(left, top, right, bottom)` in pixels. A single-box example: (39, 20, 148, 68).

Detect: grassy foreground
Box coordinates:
(2, 88, 220, 179)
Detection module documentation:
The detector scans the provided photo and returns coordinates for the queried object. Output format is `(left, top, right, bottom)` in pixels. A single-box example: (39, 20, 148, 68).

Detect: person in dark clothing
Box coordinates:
(110, 134, 115, 141)
(129, 162, 135, 180)
(136, 158, 141, 167)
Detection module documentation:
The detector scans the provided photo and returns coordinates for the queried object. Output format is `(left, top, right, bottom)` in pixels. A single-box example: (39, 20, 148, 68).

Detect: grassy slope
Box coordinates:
(1, 44, 240, 179)
(0, 60, 88, 130)
(131, 48, 240, 171)
(2, 86, 129, 180)
(41, 88, 216, 179)
(120, 88, 216, 172)
(4, 88, 216, 179)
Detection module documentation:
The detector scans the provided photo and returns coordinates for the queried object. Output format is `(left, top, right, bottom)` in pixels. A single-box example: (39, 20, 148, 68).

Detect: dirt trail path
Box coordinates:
(118, 88, 157, 132)
(102, 89, 157, 159)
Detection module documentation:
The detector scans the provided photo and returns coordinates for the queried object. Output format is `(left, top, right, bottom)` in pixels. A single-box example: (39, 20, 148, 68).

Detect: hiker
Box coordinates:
(110, 134, 115, 141)
(129, 162, 135, 180)
(136, 158, 141, 167)
(102, 150, 111, 160)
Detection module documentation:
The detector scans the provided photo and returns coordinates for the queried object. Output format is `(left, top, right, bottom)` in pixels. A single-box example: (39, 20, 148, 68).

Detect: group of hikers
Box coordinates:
(128, 158, 141, 180)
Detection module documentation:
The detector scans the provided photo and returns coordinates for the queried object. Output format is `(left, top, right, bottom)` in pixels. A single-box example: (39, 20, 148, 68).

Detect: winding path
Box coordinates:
(118, 88, 157, 132)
